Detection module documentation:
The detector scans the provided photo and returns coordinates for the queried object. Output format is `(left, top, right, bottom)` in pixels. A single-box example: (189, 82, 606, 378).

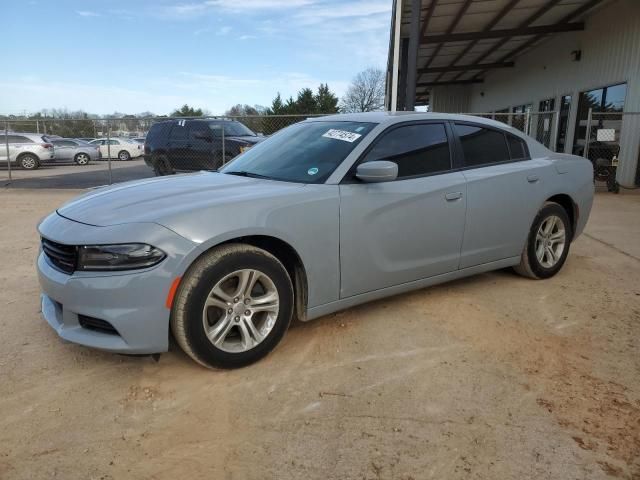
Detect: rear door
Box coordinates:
(51, 140, 74, 161)
(188, 121, 216, 169)
(339, 121, 467, 298)
(453, 122, 545, 268)
(167, 121, 190, 169)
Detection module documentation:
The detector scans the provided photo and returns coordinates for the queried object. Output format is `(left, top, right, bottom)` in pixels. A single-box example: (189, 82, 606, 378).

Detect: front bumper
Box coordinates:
(37, 213, 196, 354)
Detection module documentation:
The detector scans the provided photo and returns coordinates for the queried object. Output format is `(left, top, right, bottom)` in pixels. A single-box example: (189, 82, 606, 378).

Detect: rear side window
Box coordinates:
(53, 140, 77, 147)
(169, 123, 188, 141)
(8, 135, 34, 143)
(189, 122, 210, 139)
(146, 123, 172, 144)
(506, 133, 530, 160)
(362, 123, 451, 178)
(454, 123, 510, 167)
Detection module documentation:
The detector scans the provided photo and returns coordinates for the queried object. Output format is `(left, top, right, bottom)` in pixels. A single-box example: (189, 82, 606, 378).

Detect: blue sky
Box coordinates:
(2, 0, 392, 115)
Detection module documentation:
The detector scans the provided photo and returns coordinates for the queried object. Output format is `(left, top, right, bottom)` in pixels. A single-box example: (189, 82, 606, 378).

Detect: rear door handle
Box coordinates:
(527, 175, 540, 183)
(445, 191, 463, 201)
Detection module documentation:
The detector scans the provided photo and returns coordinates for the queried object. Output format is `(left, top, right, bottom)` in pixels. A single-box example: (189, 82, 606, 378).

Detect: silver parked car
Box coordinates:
(0, 132, 55, 169)
(49, 138, 101, 165)
(37, 112, 594, 368)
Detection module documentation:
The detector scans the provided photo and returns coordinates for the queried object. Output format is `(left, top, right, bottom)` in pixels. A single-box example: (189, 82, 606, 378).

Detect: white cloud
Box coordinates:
(76, 10, 100, 17)
(204, 0, 316, 10)
(295, 0, 390, 23)
(239, 35, 257, 40)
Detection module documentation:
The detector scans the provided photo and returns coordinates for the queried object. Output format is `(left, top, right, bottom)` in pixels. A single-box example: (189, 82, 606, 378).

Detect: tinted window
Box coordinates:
(506, 134, 529, 160)
(169, 124, 188, 141)
(220, 121, 375, 183)
(455, 124, 510, 167)
(109, 139, 120, 145)
(223, 122, 255, 137)
(8, 135, 34, 143)
(362, 123, 450, 178)
(53, 140, 77, 147)
(189, 122, 210, 140)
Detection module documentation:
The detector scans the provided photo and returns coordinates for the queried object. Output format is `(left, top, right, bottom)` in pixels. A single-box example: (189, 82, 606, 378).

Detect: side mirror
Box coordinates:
(355, 160, 398, 183)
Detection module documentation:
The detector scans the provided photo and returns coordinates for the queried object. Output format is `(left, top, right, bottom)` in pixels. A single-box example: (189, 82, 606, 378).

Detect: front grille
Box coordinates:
(42, 237, 77, 273)
(78, 315, 119, 335)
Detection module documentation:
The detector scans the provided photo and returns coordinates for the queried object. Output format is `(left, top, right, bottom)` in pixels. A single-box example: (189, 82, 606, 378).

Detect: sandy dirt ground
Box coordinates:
(0, 187, 638, 480)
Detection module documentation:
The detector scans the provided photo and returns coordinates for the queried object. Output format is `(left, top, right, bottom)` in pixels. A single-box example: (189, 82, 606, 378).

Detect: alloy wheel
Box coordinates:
(535, 215, 566, 268)
(21, 156, 37, 169)
(202, 269, 279, 353)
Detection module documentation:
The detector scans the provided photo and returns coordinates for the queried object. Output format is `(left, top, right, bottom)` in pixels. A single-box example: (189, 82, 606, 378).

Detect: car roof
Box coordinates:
(308, 111, 527, 136)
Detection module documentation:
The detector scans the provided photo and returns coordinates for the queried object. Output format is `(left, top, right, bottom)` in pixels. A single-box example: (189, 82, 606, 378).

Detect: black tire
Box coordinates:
(74, 152, 91, 165)
(118, 150, 131, 161)
(514, 202, 572, 279)
(171, 244, 294, 369)
(152, 154, 174, 176)
(18, 154, 39, 170)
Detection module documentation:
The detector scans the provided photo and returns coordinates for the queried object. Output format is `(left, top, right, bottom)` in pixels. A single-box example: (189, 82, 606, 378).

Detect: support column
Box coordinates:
(398, 38, 409, 111)
(405, 0, 421, 111)
(390, 0, 403, 112)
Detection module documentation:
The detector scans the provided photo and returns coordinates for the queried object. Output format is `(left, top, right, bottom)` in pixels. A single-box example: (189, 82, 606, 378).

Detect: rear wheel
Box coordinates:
(118, 150, 131, 161)
(152, 154, 174, 176)
(74, 153, 90, 165)
(171, 244, 294, 369)
(19, 154, 39, 170)
(514, 202, 572, 279)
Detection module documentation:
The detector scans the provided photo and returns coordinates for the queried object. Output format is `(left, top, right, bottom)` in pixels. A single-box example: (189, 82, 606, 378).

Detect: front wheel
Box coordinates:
(514, 202, 572, 279)
(171, 244, 294, 369)
(118, 150, 131, 161)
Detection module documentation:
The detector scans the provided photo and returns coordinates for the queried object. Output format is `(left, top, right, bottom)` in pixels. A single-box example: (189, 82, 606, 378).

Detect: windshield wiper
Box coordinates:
(224, 171, 274, 180)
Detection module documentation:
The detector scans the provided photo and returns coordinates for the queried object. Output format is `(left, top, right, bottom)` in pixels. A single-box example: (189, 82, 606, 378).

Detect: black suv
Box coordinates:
(144, 118, 264, 175)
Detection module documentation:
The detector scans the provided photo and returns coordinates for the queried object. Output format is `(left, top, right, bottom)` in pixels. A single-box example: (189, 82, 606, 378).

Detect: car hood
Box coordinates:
(57, 172, 306, 228)
(227, 135, 263, 145)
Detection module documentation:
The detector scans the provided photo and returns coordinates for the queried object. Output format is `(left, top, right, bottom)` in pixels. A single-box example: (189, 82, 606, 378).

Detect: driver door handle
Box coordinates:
(527, 175, 540, 183)
(445, 191, 463, 201)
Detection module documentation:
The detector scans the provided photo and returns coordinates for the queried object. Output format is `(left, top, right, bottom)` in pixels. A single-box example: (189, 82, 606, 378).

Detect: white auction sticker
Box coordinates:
(322, 129, 362, 143)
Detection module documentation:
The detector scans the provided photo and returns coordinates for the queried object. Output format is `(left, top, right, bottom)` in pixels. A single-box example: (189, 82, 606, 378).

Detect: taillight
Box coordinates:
(42, 143, 54, 149)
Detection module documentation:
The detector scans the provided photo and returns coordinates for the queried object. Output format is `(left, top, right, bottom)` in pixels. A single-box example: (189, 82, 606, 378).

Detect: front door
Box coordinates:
(339, 122, 467, 298)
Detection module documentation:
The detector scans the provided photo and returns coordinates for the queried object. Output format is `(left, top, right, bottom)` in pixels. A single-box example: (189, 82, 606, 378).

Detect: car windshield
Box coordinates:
(219, 120, 375, 184)
(211, 121, 256, 137)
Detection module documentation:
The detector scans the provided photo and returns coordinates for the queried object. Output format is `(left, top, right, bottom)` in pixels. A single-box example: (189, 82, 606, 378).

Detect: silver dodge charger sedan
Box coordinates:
(37, 112, 594, 369)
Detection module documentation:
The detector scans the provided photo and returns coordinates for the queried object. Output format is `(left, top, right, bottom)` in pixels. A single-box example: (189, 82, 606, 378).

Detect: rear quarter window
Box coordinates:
(454, 123, 510, 167)
(506, 133, 530, 160)
(146, 123, 173, 144)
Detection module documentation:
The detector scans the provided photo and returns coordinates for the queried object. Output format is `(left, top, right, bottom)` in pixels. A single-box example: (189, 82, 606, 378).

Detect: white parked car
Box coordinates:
(89, 137, 142, 161)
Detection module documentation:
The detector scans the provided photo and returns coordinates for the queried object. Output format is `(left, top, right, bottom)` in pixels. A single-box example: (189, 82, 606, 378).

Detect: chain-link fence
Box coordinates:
(578, 109, 640, 192)
(9, 110, 624, 190)
(1, 115, 323, 188)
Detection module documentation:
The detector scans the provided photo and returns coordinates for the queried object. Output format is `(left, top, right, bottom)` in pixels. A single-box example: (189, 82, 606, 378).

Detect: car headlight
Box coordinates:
(78, 243, 166, 271)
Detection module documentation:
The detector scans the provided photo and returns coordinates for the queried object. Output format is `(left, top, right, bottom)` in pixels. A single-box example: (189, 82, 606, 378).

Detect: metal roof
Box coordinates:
(388, 0, 613, 105)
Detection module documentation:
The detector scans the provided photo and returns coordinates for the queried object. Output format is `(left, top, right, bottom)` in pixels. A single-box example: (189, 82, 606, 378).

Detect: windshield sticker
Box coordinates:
(322, 129, 362, 143)
(307, 167, 319, 175)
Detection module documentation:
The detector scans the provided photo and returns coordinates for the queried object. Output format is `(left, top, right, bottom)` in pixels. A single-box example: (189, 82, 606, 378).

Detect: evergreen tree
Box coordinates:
(295, 88, 317, 114)
(315, 83, 339, 114)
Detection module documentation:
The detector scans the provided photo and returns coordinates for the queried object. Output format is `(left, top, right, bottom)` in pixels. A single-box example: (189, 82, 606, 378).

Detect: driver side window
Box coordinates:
(362, 123, 451, 178)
